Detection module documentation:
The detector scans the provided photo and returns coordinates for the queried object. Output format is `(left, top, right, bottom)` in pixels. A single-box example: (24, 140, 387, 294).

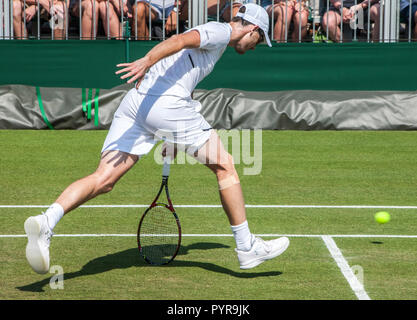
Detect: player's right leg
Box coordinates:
(192, 130, 289, 269)
(24, 150, 138, 274)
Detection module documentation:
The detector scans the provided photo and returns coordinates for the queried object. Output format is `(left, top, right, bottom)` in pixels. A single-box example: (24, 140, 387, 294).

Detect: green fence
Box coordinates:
(1, 41, 417, 91)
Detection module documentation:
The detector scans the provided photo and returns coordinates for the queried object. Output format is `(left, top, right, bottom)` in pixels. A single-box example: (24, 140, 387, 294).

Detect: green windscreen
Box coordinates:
(0, 40, 416, 91)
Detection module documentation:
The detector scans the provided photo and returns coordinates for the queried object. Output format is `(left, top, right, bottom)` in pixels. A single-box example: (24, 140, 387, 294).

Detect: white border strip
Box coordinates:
(322, 235, 371, 300)
(1, 204, 417, 209)
(1, 234, 417, 238)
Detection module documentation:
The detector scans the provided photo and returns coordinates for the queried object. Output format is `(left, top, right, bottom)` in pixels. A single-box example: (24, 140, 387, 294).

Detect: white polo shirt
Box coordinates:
(102, 22, 233, 157)
(137, 22, 232, 100)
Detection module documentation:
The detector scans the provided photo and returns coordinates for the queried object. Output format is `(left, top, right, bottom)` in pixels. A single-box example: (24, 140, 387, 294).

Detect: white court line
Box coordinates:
(322, 235, 371, 300)
(1, 234, 417, 238)
(1, 204, 417, 209)
(2, 232, 413, 300)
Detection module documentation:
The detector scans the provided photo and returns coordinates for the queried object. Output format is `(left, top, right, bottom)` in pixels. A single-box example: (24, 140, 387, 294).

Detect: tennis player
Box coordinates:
(24, 3, 289, 274)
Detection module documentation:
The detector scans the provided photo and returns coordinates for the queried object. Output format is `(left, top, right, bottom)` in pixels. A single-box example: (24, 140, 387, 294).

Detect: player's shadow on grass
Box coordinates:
(17, 242, 282, 293)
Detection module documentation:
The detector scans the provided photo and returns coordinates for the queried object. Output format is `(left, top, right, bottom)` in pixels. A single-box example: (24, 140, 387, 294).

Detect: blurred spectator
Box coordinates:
(13, 0, 30, 39)
(107, 0, 133, 37)
(399, 0, 417, 40)
(321, 0, 379, 42)
(71, 0, 131, 39)
(209, 0, 244, 22)
(131, 0, 184, 40)
(13, 0, 70, 39)
(179, 0, 244, 23)
(261, 0, 309, 42)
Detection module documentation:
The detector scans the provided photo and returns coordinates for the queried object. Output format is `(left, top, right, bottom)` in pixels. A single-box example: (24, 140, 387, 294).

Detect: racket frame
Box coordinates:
(137, 173, 182, 266)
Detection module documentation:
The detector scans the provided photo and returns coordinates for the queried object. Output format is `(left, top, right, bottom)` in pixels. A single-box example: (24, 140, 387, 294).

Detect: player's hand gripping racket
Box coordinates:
(137, 156, 181, 265)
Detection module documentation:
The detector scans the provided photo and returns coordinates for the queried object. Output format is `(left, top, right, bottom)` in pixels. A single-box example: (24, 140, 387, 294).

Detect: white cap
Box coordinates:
(235, 3, 272, 47)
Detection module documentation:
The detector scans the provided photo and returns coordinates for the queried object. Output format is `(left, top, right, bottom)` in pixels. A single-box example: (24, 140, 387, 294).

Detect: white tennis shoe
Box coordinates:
(24, 214, 53, 274)
(236, 236, 290, 269)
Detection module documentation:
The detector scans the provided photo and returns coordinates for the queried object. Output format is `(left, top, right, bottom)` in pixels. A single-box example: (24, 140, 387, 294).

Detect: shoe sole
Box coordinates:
(240, 237, 290, 270)
(24, 217, 49, 274)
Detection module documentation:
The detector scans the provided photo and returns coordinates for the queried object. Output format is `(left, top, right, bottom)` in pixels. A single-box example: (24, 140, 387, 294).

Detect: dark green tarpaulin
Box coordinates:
(0, 41, 416, 91)
(1, 84, 416, 130)
(1, 41, 416, 130)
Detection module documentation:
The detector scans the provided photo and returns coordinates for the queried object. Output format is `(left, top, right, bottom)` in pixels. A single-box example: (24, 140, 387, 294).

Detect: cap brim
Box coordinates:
(262, 29, 272, 47)
(236, 11, 272, 47)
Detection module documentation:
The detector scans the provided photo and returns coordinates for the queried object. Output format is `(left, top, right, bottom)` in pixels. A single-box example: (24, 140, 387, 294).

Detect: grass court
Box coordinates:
(1, 130, 417, 300)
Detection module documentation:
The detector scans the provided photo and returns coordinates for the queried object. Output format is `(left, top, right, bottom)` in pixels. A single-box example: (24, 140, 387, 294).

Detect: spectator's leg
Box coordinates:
(99, 0, 122, 39)
(13, 0, 26, 39)
(71, 0, 84, 37)
(207, 0, 220, 17)
(221, 1, 242, 22)
(109, 0, 133, 37)
(178, 0, 188, 21)
(131, 1, 157, 40)
(292, 8, 309, 42)
(321, 10, 341, 42)
(268, 4, 294, 43)
(370, 3, 380, 42)
(80, 0, 100, 39)
(132, 1, 147, 40)
(52, 0, 69, 39)
(413, 8, 417, 40)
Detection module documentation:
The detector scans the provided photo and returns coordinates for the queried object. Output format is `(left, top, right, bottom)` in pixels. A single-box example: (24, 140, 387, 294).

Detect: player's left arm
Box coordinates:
(115, 30, 201, 88)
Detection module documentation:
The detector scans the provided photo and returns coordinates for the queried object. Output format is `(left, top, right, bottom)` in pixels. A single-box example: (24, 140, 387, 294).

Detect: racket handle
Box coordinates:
(163, 156, 171, 177)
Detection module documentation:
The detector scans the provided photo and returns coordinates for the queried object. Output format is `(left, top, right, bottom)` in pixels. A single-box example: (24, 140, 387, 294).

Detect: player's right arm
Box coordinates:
(115, 30, 201, 89)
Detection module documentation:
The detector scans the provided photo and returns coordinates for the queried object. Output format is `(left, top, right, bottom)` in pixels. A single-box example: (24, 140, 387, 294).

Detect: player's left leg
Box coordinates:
(24, 150, 139, 274)
(24, 88, 152, 274)
(191, 130, 289, 269)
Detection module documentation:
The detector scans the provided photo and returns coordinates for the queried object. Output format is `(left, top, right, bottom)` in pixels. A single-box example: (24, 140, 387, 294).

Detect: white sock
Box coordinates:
(43, 203, 64, 231)
(231, 220, 254, 252)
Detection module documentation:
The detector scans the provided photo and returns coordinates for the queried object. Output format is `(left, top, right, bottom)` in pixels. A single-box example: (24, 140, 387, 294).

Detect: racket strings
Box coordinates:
(139, 205, 180, 265)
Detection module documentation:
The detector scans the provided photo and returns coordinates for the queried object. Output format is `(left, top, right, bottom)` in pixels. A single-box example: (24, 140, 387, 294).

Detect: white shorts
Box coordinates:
(101, 88, 212, 157)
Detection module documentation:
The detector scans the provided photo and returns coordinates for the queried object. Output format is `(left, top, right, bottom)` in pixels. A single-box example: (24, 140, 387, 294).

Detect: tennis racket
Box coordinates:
(137, 156, 181, 265)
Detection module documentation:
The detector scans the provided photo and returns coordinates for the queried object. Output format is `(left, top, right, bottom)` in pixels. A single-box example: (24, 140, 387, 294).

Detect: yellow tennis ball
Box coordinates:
(375, 211, 390, 224)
